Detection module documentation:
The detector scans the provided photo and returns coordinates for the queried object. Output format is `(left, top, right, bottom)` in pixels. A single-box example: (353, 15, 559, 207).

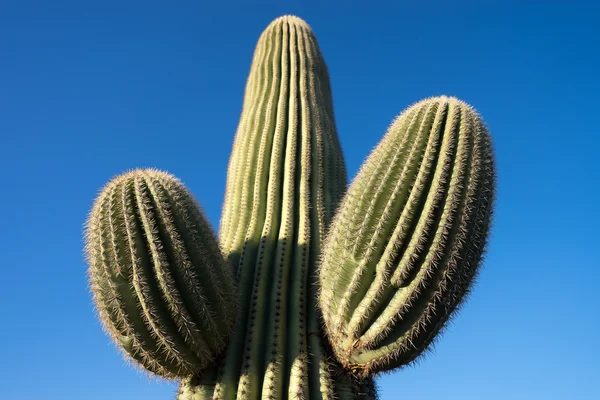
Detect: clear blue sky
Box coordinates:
(1, 1, 598, 399)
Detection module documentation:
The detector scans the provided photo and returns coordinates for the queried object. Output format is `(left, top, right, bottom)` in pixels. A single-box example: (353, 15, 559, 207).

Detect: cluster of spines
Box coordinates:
(85, 169, 237, 378)
(319, 96, 495, 376)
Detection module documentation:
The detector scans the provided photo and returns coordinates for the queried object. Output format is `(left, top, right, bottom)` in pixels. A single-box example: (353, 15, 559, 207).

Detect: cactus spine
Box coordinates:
(318, 97, 495, 375)
(85, 169, 237, 378)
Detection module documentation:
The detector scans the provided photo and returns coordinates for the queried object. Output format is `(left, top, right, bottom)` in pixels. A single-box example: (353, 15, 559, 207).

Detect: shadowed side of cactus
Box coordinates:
(178, 15, 376, 400)
(85, 169, 237, 378)
(319, 97, 495, 376)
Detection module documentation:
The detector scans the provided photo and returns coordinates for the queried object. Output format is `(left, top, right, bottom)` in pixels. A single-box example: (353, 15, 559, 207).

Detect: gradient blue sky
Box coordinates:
(2, 1, 599, 399)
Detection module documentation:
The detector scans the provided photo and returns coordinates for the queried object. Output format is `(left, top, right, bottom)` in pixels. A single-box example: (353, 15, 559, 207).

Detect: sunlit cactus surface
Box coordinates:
(84, 14, 495, 400)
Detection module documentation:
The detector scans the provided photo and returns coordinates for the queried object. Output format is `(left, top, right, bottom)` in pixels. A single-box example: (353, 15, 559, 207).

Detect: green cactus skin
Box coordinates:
(318, 96, 495, 376)
(85, 169, 237, 378)
(177, 15, 376, 400)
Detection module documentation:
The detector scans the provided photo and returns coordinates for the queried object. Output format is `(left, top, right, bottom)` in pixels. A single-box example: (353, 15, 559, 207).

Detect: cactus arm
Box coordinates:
(319, 97, 495, 376)
(85, 169, 237, 378)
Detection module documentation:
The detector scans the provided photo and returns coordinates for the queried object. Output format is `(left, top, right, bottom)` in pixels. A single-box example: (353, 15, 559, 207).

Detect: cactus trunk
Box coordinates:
(178, 15, 375, 400)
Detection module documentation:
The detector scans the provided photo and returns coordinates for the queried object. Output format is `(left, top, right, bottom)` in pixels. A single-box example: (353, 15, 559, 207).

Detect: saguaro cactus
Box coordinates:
(84, 15, 495, 400)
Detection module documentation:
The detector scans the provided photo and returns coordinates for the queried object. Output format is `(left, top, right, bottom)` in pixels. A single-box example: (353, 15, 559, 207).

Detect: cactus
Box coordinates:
(85, 169, 237, 378)
(84, 15, 495, 400)
(318, 97, 495, 376)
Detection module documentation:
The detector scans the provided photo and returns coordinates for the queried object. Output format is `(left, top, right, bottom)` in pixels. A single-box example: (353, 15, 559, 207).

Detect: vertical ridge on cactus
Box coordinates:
(318, 96, 495, 376)
(85, 169, 237, 378)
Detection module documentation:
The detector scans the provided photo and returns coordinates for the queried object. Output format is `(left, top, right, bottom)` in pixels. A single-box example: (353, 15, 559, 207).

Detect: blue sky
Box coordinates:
(1, 1, 599, 399)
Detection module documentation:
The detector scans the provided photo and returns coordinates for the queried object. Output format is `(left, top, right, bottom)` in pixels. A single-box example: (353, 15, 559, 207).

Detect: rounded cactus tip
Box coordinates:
(85, 168, 238, 379)
(271, 14, 309, 25)
(264, 14, 313, 32)
(319, 95, 495, 376)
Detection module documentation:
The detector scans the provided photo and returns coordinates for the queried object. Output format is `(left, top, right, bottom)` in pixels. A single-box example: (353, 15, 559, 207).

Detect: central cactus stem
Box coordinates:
(178, 16, 375, 400)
